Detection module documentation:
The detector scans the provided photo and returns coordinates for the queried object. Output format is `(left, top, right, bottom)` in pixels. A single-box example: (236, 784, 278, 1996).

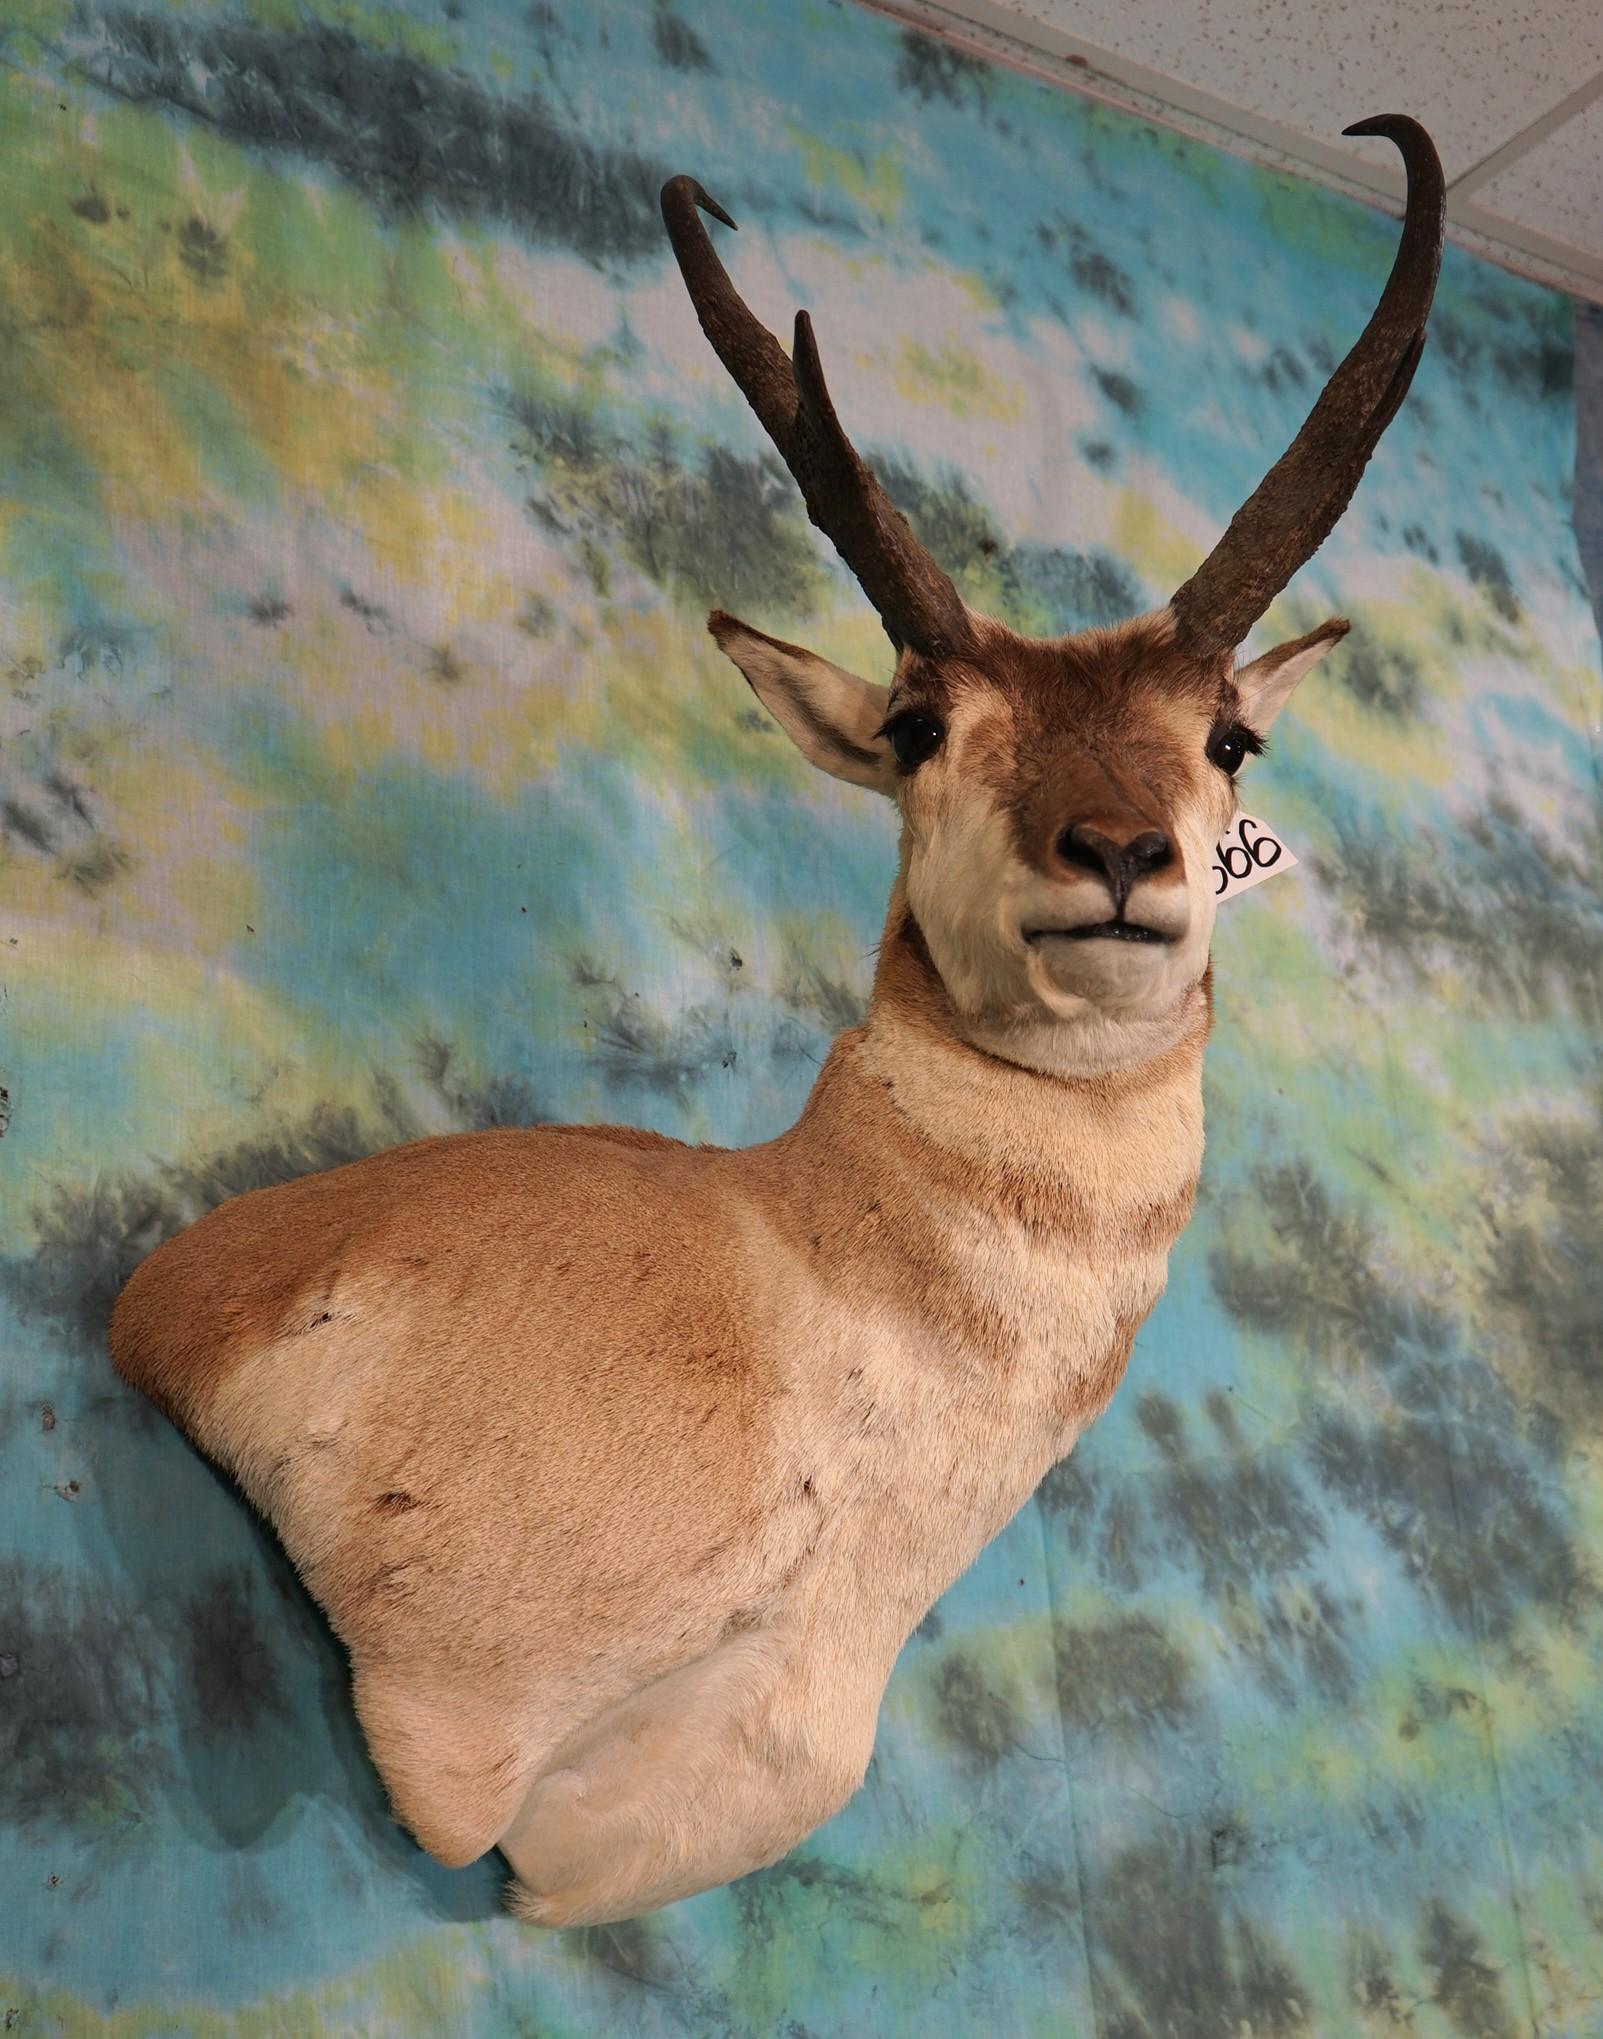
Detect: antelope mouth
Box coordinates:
(1026, 921, 1174, 946)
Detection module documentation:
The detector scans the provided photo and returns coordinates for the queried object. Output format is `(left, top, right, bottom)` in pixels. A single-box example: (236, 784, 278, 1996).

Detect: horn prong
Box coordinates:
(661, 178, 970, 657)
(791, 309, 851, 454)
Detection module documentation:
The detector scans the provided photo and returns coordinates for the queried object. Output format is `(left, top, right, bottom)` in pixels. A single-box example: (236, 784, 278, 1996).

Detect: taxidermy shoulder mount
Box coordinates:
(111, 119, 1444, 1927)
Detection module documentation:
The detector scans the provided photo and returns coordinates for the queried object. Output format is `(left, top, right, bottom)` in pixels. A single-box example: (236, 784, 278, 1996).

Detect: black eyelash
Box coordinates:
(873, 703, 924, 740)
(1212, 720, 1267, 757)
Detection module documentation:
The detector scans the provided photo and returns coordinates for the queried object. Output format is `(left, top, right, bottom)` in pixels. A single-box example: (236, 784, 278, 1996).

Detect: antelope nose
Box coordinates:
(1121, 829, 1173, 876)
(1056, 823, 1173, 905)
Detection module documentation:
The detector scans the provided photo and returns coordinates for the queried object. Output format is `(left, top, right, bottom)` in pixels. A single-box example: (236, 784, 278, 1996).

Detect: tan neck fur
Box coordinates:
(715, 883, 1208, 1680)
(771, 877, 1210, 1248)
(748, 879, 1209, 1453)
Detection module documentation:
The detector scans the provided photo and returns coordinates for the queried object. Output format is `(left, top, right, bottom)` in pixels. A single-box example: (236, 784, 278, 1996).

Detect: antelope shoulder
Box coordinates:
(110, 1125, 812, 1671)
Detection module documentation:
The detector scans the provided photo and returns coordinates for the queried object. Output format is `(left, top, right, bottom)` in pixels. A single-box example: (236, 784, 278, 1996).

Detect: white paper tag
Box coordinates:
(1212, 813, 1297, 901)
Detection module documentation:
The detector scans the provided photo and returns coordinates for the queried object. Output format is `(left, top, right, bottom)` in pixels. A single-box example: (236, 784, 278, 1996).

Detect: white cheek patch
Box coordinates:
(906, 790, 1029, 1014)
(903, 710, 1036, 1015)
(1211, 812, 1299, 902)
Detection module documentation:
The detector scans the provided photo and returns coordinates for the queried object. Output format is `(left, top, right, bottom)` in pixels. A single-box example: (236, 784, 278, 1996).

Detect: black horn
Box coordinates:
(660, 175, 973, 659)
(1169, 116, 1446, 656)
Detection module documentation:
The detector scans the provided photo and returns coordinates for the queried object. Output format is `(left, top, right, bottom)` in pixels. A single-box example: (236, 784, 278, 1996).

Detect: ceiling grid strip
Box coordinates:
(1447, 72, 1603, 198)
(857, 0, 1603, 303)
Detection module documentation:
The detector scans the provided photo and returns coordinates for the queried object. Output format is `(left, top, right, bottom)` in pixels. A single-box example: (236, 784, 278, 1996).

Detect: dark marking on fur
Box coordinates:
(761, 667, 881, 774)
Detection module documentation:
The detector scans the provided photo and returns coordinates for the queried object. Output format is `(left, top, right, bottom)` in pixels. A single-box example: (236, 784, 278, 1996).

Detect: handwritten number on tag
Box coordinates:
(1212, 814, 1297, 901)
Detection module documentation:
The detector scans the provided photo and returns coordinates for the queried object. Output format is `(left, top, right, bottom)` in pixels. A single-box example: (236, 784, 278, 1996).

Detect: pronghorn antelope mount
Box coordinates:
(110, 116, 1444, 1926)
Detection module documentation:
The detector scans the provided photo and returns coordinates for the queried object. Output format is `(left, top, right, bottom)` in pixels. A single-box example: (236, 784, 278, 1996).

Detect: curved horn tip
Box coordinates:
(1341, 114, 1439, 159)
(659, 174, 738, 232)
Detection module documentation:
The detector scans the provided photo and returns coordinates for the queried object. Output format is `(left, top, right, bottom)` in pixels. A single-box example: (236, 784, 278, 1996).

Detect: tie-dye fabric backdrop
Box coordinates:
(4, 0, 1602, 2028)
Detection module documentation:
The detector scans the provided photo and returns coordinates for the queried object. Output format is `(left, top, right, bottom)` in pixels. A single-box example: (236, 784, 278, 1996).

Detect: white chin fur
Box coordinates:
(1024, 926, 1205, 1018)
(902, 795, 1220, 1053)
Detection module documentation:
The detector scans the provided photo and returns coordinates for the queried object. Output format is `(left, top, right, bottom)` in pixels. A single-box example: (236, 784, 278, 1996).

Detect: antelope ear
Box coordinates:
(710, 611, 895, 794)
(1235, 618, 1350, 732)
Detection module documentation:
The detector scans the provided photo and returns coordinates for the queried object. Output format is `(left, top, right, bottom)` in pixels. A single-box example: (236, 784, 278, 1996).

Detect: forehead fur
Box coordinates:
(893, 610, 1240, 734)
(893, 612, 1243, 868)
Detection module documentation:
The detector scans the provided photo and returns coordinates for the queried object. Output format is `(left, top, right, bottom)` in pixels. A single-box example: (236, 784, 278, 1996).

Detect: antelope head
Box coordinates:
(662, 120, 1444, 1071)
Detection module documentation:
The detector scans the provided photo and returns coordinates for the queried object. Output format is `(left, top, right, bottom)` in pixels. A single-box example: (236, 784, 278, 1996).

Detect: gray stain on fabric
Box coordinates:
(0, 1560, 168, 1834)
(86, 10, 668, 259)
(893, 31, 992, 117)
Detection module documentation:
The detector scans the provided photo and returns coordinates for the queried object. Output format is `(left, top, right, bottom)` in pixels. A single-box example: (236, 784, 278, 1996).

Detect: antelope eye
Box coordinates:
(1207, 723, 1262, 776)
(883, 710, 945, 771)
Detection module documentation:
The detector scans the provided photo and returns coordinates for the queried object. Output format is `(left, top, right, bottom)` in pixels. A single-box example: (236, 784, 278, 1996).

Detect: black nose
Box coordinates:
(1056, 824, 1173, 911)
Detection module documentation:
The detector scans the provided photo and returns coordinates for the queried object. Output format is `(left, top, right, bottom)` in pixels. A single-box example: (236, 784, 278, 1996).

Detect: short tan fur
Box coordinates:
(111, 607, 1342, 1923)
(110, 129, 1443, 1925)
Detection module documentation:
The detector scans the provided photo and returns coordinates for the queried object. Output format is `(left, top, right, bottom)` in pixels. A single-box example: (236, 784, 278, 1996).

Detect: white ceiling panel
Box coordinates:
(1475, 95, 1603, 251)
(946, 0, 1603, 182)
(869, 0, 1603, 302)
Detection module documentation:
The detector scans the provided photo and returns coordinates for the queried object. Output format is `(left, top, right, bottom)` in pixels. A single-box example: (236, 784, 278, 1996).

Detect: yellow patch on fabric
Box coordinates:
(1107, 487, 1205, 592)
(894, 339, 1025, 424)
(788, 128, 906, 224)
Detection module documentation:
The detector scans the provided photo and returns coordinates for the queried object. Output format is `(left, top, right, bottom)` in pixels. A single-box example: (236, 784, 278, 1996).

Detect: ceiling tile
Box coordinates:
(1474, 95, 1603, 259)
(948, 0, 1603, 182)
